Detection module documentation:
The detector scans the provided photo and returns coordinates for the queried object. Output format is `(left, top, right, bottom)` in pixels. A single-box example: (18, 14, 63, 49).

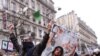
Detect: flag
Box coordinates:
(33, 10, 41, 21)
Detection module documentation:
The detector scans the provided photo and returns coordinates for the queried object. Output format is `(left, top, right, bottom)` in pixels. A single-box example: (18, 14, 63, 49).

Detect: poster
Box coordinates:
(1, 40, 13, 51)
(8, 42, 13, 51)
(42, 25, 78, 56)
(1, 40, 8, 50)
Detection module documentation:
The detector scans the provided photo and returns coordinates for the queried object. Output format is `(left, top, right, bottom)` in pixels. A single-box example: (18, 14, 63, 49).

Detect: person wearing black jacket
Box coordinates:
(10, 33, 20, 52)
(22, 38, 34, 56)
(8, 24, 21, 53)
(30, 33, 50, 56)
(26, 25, 51, 56)
(9, 22, 52, 56)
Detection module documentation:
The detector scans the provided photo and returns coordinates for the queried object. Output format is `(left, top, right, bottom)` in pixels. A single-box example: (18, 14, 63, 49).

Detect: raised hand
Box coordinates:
(8, 24, 14, 33)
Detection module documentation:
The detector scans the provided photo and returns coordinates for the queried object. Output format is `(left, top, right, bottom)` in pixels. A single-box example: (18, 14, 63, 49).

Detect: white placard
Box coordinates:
(8, 42, 13, 51)
(2, 40, 8, 50)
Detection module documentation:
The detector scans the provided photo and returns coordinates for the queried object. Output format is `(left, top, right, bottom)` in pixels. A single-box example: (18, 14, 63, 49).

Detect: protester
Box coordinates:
(42, 46, 64, 56)
(41, 23, 78, 56)
(9, 24, 20, 53)
(49, 46, 64, 56)
(22, 34, 34, 56)
(26, 23, 51, 56)
(97, 51, 100, 56)
(8, 21, 52, 56)
(92, 48, 100, 56)
(91, 52, 96, 56)
(74, 52, 78, 56)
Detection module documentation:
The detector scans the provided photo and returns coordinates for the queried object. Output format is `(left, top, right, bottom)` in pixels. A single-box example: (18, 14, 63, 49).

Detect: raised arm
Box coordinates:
(8, 24, 20, 52)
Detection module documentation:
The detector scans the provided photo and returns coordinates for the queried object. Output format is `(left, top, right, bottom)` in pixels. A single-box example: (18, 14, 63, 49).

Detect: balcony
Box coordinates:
(4, 9, 47, 31)
(37, 0, 56, 13)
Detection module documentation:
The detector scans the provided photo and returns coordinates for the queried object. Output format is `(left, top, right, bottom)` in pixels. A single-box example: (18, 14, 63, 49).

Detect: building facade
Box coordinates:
(0, 0, 56, 50)
(57, 11, 97, 54)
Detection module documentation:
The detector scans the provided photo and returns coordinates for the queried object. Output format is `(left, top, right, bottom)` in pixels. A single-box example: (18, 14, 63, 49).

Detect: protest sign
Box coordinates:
(42, 25, 78, 56)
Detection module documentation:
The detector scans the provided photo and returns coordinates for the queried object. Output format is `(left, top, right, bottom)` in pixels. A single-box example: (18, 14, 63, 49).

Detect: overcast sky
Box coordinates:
(53, 0, 100, 44)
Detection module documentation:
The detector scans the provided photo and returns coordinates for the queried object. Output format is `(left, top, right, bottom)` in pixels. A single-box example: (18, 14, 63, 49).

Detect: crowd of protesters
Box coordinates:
(1, 21, 99, 56)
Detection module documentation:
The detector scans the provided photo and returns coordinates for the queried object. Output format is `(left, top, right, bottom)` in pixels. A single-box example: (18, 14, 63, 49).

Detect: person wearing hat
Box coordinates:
(8, 24, 35, 56)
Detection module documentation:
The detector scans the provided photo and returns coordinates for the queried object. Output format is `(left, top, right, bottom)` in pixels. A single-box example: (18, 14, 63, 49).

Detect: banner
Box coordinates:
(42, 25, 78, 56)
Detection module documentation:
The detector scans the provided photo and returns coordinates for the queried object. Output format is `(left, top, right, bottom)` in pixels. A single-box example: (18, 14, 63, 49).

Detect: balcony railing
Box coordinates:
(4, 9, 47, 31)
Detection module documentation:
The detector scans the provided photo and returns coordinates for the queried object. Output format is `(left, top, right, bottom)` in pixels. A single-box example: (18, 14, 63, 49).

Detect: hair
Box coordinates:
(0, 52, 3, 56)
(97, 51, 100, 56)
(85, 54, 90, 56)
(52, 46, 64, 56)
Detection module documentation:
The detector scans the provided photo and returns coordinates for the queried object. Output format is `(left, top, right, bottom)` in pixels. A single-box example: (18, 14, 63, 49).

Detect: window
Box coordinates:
(25, 9, 31, 19)
(44, 23, 45, 26)
(44, 19, 48, 26)
(25, 0, 28, 5)
(19, 5, 24, 14)
(43, 18, 46, 26)
(11, 2, 16, 13)
(37, 2, 41, 12)
(40, 5, 43, 14)
(20, 0, 24, 2)
(7, 14, 10, 20)
(33, 27, 36, 32)
(42, 6, 46, 16)
(0, 0, 3, 9)
(39, 29, 42, 38)
(33, 18, 35, 22)
(24, 25, 30, 32)
(39, 21, 41, 24)
(19, 26, 25, 35)
(3, 0, 9, 10)
(31, 0, 35, 9)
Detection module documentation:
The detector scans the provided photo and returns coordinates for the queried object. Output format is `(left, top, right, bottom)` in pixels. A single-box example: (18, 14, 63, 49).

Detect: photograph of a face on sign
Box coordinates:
(51, 25, 78, 47)
(41, 24, 78, 56)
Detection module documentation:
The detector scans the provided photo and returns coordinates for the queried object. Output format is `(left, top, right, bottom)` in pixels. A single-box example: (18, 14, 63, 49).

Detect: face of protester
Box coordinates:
(54, 48, 62, 56)
(23, 36, 32, 42)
